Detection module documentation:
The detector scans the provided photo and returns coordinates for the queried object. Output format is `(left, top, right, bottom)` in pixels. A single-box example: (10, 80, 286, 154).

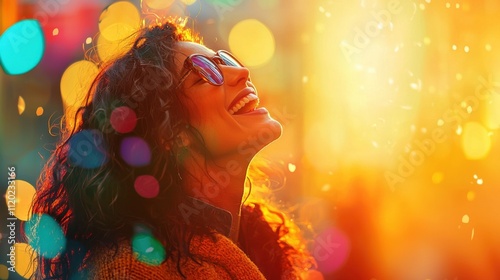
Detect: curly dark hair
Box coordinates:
(27, 18, 314, 280)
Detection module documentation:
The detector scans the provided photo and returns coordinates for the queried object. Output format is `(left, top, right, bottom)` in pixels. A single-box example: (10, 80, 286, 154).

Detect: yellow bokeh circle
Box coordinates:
(99, 1, 141, 42)
(14, 243, 37, 279)
(228, 19, 275, 67)
(143, 0, 175, 9)
(461, 122, 491, 160)
(60, 60, 99, 109)
(4, 180, 36, 221)
(96, 32, 136, 63)
(60, 60, 99, 129)
(180, 0, 197, 5)
(0, 264, 8, 280)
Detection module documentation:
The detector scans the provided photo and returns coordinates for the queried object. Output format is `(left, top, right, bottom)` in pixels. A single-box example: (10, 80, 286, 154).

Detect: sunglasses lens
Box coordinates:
(218, 51, 243, 67)
(191, 55, 223, 85)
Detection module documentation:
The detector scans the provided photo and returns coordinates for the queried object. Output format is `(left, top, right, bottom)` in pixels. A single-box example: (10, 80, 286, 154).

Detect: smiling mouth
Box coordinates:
(229, 93, 260, 115)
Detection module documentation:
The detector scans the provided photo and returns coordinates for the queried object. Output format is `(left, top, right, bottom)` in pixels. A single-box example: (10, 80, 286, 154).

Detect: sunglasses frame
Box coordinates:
(177, 50, 243, 88)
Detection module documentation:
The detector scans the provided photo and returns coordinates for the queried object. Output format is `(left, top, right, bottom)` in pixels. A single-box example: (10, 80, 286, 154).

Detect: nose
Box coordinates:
(221, 65, 250, 86)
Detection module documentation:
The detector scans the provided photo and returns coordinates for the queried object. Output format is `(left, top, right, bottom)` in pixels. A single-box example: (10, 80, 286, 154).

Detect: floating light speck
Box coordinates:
(18, 96, 25, 115)
(36, 106, 44, 116)
(462, 214, 470, 224)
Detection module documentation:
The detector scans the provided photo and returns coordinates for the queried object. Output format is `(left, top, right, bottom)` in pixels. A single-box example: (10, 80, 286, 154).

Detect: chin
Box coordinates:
(258, 117, 283, 148)
(268, 118, 283, 140)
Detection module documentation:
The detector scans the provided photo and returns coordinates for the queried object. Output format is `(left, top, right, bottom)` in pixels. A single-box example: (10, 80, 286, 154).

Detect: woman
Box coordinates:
(28, 18, 315, 279)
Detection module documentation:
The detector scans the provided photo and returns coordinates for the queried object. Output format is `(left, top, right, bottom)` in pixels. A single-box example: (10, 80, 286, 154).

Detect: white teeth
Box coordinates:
(229, 93, 258, 115)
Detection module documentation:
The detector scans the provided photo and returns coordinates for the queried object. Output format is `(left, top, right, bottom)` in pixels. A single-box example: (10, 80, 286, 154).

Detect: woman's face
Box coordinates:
(174, 42, 282, 160)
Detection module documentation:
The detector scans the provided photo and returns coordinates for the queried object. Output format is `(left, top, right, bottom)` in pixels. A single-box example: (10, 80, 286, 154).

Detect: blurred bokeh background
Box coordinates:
(1, 0, 500, 279)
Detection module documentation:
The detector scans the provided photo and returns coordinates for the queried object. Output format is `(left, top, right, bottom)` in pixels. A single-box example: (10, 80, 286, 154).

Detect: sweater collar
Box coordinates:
(183, 196, 233, 237)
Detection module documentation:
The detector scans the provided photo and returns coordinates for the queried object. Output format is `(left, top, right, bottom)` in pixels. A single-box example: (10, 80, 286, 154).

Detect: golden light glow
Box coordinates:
(14, 243, 37, 279)
(303, 122, 344, 172)
(467, 191, 475, 201)
(431, 172, 444, 184)
(180, 0, 197, 5)
(483, 92, 500, 130)
(228, 19, 275, 67)
(144, 0, 175, 9)
(98, 1, 140, 42)
(17, 96, 25, 115)
(461, 122, 491, 160)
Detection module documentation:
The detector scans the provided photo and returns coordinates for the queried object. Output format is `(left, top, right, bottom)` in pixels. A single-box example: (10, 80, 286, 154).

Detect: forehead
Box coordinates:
(174, 42, 215, 71)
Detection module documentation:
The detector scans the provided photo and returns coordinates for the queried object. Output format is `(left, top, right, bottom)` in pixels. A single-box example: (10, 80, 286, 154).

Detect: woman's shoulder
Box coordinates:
(85, 234, 265, 280)
(239, 203, 318, 280)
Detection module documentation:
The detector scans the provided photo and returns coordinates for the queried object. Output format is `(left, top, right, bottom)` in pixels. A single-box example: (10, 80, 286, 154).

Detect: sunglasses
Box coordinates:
(177, 50, 244, 88)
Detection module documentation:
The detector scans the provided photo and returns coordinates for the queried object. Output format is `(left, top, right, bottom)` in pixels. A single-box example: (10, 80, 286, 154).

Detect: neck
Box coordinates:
(181, 152, 252, 242)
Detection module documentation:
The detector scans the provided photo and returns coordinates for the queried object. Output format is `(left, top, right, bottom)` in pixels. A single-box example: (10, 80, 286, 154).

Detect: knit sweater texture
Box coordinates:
(88, 233, 286, 279)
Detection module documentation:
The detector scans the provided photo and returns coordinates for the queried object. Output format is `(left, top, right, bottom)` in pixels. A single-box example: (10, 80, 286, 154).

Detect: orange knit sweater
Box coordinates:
(88, 233, 285, 279)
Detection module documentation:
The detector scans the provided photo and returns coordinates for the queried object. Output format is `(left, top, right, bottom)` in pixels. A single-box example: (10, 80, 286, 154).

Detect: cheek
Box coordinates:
(182, 89, 226, 125)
